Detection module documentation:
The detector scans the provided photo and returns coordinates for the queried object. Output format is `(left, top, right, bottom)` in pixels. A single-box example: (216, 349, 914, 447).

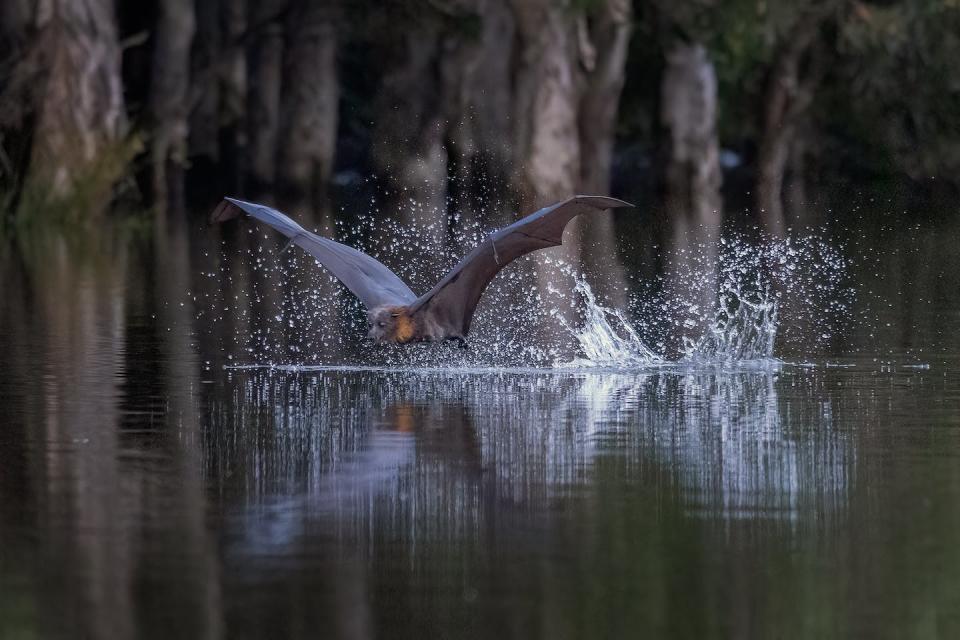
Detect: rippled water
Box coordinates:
(2, 203, 960, 639)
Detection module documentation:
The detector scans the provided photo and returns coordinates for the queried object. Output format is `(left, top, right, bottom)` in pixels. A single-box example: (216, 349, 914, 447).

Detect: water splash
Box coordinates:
(557, 279, 663, 367)
(207, 200, 851, 370)
(556, 274, 779, 368)
(556, 232, 850, 368)
(681, 284, 778, 363)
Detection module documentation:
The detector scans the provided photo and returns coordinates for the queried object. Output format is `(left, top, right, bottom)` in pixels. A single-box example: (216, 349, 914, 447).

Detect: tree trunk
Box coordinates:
(0, 0, 127, 212)
(755, 51, 800, 234)
(440, 0, 515, 221)
(660, 42, 722, 223)
(755, 9, 830, 233)
(148, 0, 196, 214)
(659, 42, 722, 353)
(509, 0, 584, 347)
(786, 120, 811, 220)
(576, 0, 632, 309)
(370, 21, 448, 242)
(276, 0, 339, 216)
(218, 0, 247, 194)
(509, 0, 581, 208)
(0, 0, 38, 209)
(186, 0, 247, 201)
(507, 0, 635, 350)
(246, 0, 286, 199)
(188, 0, 222, 165)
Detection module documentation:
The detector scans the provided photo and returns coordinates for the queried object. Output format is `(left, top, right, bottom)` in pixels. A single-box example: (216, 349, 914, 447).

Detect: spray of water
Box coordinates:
(556, 279, 663, 367)
(206, 199, 851, 369)
(682, 284, 778, 363)
(555, 231, 849, 368)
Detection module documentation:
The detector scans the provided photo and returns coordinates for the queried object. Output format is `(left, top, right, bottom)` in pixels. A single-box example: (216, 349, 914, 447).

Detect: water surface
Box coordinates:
(1, 208, 959, 639)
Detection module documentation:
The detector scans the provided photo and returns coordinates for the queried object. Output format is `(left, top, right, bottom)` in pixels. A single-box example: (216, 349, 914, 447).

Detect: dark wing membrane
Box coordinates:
(410, 195, 633, 335)
(211, 198, 417, 310)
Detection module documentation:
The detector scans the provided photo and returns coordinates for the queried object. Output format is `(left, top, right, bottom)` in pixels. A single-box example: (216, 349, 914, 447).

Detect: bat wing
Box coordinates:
(211, 198, 417, 310)
(409, 195, 633, 335)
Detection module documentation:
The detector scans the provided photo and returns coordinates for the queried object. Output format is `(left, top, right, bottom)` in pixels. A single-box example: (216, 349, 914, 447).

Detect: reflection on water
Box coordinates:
(2, 210, 960, 638)
(215, 367, 848, 539)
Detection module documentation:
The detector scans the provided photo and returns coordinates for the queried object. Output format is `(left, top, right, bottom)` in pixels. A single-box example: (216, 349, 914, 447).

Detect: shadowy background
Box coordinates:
(1, 0, 958, 234)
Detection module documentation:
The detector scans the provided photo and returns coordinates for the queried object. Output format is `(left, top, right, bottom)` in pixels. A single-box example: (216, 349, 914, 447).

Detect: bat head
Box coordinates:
(367, 306, 416, 344)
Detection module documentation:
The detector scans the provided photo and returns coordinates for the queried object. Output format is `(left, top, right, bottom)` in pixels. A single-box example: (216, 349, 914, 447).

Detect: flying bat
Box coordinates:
(210, 195, 633, 344)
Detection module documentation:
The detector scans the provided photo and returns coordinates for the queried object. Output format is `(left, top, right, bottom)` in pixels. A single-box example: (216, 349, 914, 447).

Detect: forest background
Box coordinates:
(0, 0, 957, 241)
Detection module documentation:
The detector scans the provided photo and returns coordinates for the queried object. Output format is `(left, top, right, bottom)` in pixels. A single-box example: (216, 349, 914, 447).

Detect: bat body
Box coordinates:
(211, 196, 633, 344)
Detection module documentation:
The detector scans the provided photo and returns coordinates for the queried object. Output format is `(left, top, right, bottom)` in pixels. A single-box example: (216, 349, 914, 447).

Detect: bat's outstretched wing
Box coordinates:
(410, 195, 633, 335)
(211, 198, 417, 310)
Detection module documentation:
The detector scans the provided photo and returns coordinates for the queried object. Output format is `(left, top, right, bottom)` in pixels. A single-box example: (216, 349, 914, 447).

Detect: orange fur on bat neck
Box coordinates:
(390, 309, 416, 343)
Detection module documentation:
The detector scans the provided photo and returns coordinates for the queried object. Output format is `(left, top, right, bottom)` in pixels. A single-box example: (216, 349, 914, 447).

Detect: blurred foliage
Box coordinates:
(2, 0, 960, 226)
(622, 0, 960, 189)
(828, 0, 960, 180)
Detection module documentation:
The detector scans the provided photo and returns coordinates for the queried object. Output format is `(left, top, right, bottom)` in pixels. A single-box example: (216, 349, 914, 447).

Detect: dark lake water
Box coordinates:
(2, 201, 960, 639)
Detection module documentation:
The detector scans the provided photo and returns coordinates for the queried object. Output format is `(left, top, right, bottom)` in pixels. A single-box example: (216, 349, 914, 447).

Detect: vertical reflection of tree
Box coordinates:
(26, 232, 137, 639)
(148, 212, 224, 638)
(214, 214, 346, 364)
(658, 43, 722, 356)
(202, 368, 857, 635)
(0, 225, 225, 639)
(211, 369, 850, 553)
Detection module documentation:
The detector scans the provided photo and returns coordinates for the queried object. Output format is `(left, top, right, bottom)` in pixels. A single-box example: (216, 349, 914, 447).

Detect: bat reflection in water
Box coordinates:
(210, 196, 634, 345)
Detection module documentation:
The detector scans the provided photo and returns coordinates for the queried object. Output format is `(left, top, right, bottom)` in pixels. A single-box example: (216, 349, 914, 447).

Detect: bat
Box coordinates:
(210, 195, 634, 344)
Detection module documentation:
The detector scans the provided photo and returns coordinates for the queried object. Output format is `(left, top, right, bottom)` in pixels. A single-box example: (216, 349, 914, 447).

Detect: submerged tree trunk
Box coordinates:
(786, 119, 812, 220)
(148, 0, 196, 214)
(659, 42, 722, 353)
(186, 0, 247, 201)
(509, 0, 632, 347)
(367, 0, 518, 238)
(660, 42, 722, 222)
(0, 0, 38, 208)
(509, 0, 582, 342)
(576, 0, 632, 309)
(276, 0, 339, 216)
(578, 0, 631, 195)
(370, 20, 448, 241)
(440, 0, 516, 221)
(218, 0, 247, 195)
(755, 8, 832, 233)
(246, 0, 286, 199)
(0, 0, 127, 212)
(189, 0, 222, 165)
(510, 0, 581, 208)
(755, 49, 803, 233)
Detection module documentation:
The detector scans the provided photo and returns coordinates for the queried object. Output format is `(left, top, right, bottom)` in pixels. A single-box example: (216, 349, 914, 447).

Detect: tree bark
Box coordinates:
(276, 0, 339, 216)
(0, 0, 127, 211)
(509, 0, 581, 208)
(148, 0, 196, 214)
